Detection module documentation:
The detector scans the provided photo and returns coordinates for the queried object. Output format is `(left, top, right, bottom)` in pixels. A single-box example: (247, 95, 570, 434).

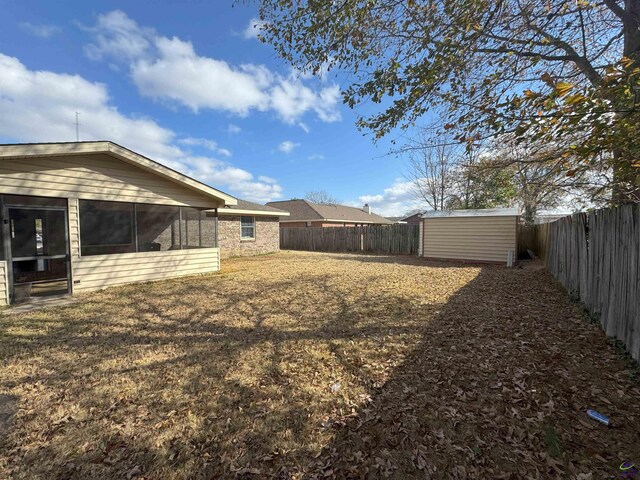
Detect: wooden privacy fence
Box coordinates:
(518, 222, 551, 260)
(280, 224, 420, 255)
(520, 205, 640, 361)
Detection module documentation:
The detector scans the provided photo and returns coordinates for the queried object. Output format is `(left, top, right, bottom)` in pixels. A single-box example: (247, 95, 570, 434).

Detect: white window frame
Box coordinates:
(240, 215, 256, 240)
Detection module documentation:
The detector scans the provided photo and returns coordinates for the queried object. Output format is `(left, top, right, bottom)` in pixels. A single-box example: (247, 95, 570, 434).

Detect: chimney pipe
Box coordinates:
(363, 203, 371, 214)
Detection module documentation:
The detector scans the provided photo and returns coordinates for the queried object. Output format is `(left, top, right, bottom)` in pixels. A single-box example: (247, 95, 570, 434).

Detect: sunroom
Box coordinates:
(0, 141, 236, 305)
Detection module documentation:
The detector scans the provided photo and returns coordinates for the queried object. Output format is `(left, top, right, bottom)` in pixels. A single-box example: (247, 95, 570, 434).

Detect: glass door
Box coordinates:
(5, 206, 70, 302)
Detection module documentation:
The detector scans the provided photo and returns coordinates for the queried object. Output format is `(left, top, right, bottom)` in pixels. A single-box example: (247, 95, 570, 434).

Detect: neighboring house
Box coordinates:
(534, 213, 570, 224)
(217, 199, 289, 259)
(400, 213, 422, 225)
(266, 199, 392, 227)
(419, 208, 519, 265)
(386, 213, 421, 225)
(0, 141, 274, 305)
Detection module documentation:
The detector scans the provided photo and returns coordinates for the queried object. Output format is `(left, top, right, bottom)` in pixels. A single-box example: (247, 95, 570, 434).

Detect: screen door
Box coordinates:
(5, 206, 70, 301)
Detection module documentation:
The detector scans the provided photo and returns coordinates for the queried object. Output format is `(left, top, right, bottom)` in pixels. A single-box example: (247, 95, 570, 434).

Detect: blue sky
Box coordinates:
(0, 1, 421, 215)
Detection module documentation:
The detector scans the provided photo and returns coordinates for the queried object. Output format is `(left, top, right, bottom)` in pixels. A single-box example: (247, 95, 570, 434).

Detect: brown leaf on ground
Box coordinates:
(0, 252, 638, 479)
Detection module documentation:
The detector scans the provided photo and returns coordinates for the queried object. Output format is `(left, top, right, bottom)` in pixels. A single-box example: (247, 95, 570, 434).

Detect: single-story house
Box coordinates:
(400, 212, 422, 225)
(385, 213, 421, 225)
(217, 199, 289, 259)
(534, 211, 571, 224)
(266, 199, 392, 227)
(418, 208, 519, 265)
(0, 141, 281, 305)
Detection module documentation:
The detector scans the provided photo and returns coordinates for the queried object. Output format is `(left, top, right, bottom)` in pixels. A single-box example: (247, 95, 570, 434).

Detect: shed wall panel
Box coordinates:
(423, 216, 517, 264)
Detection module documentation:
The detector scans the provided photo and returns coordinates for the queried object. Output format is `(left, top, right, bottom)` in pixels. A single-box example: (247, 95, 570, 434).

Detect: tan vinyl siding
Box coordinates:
(68, 198, 80, 257)
(73, 248, 220, 292)
(67, 198, 79, 294)
(0, 154, 220, 208)
(423, 216, 517, 264)
(0, 261, 8, 306)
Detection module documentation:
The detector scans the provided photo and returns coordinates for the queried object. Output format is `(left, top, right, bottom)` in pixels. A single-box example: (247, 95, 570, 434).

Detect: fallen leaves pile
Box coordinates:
(0, 251, 638, 479)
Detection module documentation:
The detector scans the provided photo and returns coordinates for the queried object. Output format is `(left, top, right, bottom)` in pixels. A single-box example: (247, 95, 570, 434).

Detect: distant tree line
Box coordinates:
(404, 133, 603, 224)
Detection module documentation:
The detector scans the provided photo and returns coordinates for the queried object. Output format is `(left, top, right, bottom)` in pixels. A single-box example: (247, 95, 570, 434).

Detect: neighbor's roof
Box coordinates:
(217, 199, 289, 217)
(422, 207, 520, 218)
(0, 141, 237, 206)
(266, 199, 392, 224)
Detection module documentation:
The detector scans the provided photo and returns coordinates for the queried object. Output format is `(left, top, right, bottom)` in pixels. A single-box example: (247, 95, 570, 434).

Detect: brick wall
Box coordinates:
(218, 216, 280, 259)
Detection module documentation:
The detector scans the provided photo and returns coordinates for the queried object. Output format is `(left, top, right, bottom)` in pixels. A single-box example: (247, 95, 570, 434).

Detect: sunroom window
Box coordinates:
(79, 200, 218, 256)
(79, 200, 136, 256)
(136, 204, 181, 251)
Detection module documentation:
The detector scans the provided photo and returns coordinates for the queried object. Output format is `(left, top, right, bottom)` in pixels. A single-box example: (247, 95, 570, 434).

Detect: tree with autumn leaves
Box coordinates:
(257, 0, 640, 205)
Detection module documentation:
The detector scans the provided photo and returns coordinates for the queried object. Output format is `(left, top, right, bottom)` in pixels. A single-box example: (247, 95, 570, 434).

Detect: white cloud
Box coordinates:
(243, 18, 266, 40)
(258, 175, 277, 184)
(270, 78, 341, 123)
(19, 22, 61, 39)
(179, 137, 218, 151)
(298, 122, 310, 133)
(82, 10, 152, 61)
(184, 157, 282, 201)
(351, 179, 424, 217)
(278, 140, 300, 153)
(227, 124, 241, 134)
(84, 10, 341, 124)
(179, 136, 232, 157)
(0, 53, 281, 203)
(133, 37, 271, 115)
(307, 153, 325, 161)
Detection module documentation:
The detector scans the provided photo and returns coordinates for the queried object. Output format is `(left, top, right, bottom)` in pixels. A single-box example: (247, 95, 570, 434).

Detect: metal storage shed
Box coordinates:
(418, 208, 519, 265)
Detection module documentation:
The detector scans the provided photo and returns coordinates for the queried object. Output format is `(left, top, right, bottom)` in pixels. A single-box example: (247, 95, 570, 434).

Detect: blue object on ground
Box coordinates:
(587, 409, 610, 426)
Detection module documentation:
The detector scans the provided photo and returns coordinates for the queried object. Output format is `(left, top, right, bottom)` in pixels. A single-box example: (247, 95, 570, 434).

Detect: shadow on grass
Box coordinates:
(303, 266, 640, 479)
(0, 394, 18, 438)
(0, 253, 638, 479)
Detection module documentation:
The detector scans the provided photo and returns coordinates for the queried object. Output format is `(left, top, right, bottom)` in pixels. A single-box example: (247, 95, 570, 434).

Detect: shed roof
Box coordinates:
(0, 141, 237, 206)
(266, 199, 392, 224)
(217, 199, 290, 217)
(422, 207, 519, 218)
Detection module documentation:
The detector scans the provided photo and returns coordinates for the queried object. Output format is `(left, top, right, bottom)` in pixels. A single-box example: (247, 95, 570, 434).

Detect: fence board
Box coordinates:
(280, 224, 419, 255)
(520, 205, 640, 362)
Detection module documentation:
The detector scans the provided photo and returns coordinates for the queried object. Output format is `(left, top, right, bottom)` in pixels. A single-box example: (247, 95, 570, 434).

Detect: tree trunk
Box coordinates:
(612, 0, 640, 203)
(523, 203, 536, 226)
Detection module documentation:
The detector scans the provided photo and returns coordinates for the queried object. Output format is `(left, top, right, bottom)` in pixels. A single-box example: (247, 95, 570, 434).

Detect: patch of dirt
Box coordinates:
(0, 394, 18, 437)
(0, 251, 638, 479)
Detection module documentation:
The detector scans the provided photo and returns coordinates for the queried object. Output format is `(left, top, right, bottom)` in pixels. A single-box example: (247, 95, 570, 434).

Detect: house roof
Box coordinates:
(217, 199, 290, 217)
(385, 216, 406, 223)
(0, 141, 237, 206)
(266, 199, 392, 224)
(422, 207, 520, 218)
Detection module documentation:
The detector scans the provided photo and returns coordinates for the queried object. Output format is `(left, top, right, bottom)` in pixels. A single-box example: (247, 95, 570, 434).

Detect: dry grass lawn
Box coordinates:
(0, 251, 639, 479)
